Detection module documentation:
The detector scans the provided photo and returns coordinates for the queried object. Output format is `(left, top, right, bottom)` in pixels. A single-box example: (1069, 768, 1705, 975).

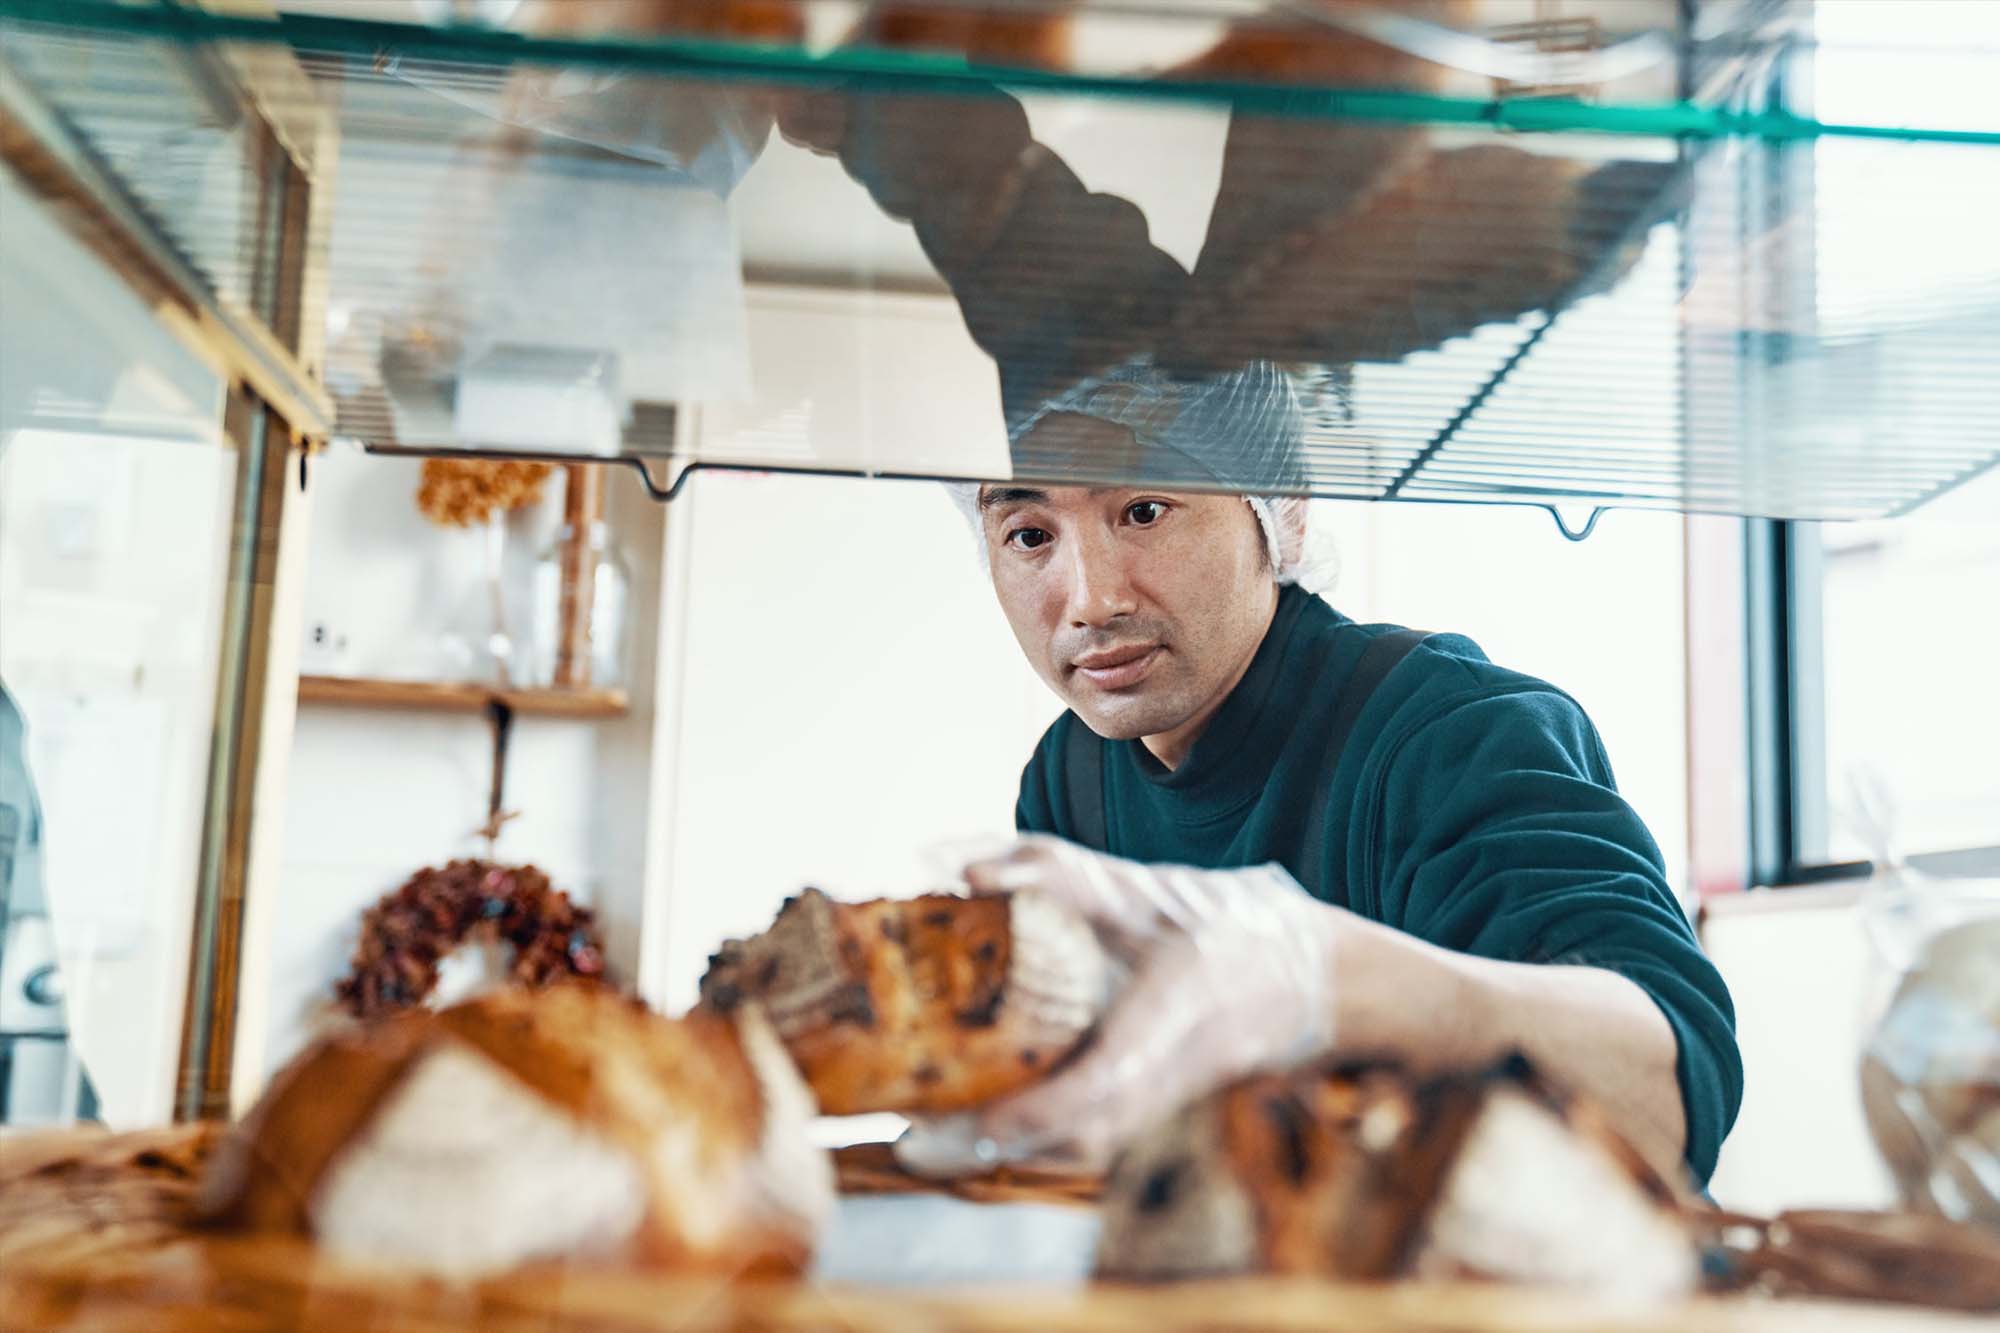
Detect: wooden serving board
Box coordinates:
(0, 1124, 1980, 1332)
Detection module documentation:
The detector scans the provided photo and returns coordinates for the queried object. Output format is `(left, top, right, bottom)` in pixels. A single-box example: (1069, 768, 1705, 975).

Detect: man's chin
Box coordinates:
(1067, 691, 1187, 743)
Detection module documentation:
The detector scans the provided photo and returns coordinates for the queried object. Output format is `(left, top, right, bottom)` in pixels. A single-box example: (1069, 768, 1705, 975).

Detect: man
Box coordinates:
(914, 358, 1741, 1190)
(779, 59, 1732, 1186)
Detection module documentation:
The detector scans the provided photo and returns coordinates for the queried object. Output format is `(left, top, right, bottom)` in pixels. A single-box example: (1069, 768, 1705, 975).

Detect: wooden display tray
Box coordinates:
(832, 1141, 1101, 1208)
(0, 1125, 1982, 1332)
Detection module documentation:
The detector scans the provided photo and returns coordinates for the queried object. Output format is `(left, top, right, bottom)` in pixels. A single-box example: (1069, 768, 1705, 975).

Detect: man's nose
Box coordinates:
(1062, 525, 1138, 628)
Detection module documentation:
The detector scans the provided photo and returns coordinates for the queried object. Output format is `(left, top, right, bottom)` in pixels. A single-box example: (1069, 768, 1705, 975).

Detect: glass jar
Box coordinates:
(528, 521, 631, 691)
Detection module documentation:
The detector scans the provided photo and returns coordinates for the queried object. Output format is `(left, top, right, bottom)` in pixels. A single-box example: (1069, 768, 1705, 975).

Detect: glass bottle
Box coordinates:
(435, 510, 521, 685)
(529, 521, 631, 691)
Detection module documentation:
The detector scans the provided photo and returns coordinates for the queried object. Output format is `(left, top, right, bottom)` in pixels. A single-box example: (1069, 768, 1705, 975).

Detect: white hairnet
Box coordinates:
(946, 357, 1338, 592)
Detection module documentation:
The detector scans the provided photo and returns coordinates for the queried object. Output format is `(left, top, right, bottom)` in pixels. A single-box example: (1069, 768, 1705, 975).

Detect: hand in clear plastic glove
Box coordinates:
(895, 835, 1340, 1177)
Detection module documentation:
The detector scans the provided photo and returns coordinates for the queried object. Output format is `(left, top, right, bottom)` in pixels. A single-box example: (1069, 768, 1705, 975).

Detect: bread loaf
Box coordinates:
(1095, 1056, 1696, 1299)
(197, 985, 831, 1278)
(851, 3, 1076, 70)
(700, 889, 1111, 1115)
(517, 0, 803, 43)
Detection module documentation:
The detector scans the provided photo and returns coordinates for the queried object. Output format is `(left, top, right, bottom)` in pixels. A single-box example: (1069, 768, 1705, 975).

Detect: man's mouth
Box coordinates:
(1070, 643, 1163, 691)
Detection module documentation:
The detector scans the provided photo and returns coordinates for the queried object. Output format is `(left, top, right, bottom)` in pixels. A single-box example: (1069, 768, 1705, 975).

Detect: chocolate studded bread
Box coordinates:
(699, 889, 1112, 1115)
(1095, 1056, 1697, 1299)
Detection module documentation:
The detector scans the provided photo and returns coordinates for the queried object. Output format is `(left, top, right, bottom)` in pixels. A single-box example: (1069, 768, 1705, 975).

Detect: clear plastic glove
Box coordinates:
(895, 835, 1339, 1176)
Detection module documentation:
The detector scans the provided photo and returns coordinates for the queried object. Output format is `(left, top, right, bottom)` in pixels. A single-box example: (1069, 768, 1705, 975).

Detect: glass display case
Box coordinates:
(4, 0, 1995, 525)
(2, 0, 1997, 1324)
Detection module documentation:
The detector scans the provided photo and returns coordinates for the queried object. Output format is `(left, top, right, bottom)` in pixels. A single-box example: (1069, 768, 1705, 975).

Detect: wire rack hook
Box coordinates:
(1544, 504, 1608, 542)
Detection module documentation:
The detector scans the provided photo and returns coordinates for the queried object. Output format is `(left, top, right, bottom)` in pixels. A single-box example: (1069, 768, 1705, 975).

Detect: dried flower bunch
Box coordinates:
(336, 859, 605, 1021)
(415, 458, 553, 527)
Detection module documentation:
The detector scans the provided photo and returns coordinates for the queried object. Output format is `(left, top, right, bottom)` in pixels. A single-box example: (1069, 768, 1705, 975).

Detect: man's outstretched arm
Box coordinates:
(1326, 912, 1688, 1175)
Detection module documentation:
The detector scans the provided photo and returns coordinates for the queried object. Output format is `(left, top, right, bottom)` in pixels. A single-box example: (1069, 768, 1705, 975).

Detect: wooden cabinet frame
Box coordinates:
(0, 4, 332, 1119)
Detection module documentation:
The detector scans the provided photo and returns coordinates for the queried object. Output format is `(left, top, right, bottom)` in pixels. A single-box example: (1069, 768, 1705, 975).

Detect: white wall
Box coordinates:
(642, 470, 1060, 1015)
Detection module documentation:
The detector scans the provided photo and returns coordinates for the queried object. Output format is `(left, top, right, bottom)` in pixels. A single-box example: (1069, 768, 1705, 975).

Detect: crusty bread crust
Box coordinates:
(519, 0, 804, 43)
(852, 3, 1075, 69)
(194, 1013, 433, 1233)
(198, 985, 828, 1276)
(700, 889, 1109, 1115)
(1097, 1058, 1694, 1293)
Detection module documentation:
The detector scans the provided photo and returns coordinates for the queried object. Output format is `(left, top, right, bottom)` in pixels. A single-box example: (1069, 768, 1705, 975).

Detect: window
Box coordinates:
(1761, 1, 2000, 881)
(1792, 468, 2000, 872)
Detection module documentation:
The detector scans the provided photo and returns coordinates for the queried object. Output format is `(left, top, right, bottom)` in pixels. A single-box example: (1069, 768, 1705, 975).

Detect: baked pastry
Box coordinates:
(336, 860, 605, 1021)
(1160, 0, 1464, 315)
(0, 1123, 222, 1272)
(1095, 1056, 1697, 1299)
(851, 3, 1077, 70)
(1168, 143, 1677, 373)
(517, 0, 804, 43)
(1156, 0, 1679, 377)
(699, 888, 1111, 1115)
(197, 985, 831, 1278)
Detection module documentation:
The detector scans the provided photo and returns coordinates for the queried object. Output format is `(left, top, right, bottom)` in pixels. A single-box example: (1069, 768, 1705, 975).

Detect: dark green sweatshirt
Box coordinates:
(1016, 584, 1742, 1186)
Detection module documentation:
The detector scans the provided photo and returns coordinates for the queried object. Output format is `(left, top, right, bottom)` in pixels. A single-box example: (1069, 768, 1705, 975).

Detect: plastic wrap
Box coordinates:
(347, 3, 769, 451)
(1850, 776, 2000, 1226)
(339, 133, 754, 451)
(390, 3, 777, 198)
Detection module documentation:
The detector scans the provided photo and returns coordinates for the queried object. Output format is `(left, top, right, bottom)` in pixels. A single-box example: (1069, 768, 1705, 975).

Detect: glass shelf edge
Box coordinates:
(6, 0, 1999, 148)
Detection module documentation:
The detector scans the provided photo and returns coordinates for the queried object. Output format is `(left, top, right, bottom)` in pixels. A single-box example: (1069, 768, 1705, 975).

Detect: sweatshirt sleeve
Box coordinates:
(1360, 684, 1743, 1186)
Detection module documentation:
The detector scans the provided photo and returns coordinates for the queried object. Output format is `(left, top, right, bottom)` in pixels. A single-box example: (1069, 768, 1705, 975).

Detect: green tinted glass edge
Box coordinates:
(5, 0, 1998, 146)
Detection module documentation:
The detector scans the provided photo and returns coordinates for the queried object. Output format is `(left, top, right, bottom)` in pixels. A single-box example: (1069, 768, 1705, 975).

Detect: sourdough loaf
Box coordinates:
(700, 889, 1111, 1115)
(197, 984, 831, 1278)
(1095, 1056, 1697, 1299)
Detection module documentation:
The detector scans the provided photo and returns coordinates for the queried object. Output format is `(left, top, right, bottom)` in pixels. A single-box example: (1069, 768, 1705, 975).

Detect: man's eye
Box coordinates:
(1005, 527, 1051, 551)
(1127, 501, 1168, 526)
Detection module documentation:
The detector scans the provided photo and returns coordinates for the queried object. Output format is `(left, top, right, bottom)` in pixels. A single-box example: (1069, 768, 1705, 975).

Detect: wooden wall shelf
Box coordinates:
(296, 675, 629, 719)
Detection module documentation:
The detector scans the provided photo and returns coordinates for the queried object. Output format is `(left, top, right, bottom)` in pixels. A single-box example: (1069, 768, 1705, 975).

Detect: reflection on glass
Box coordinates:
(0, 168, 233, 1128)
(324, 20, 1683, 504)
(6, 1, 1997, 517)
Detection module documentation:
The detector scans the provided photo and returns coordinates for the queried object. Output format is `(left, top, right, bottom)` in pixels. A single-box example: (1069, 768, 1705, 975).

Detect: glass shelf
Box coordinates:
(14, 0, 2000, 144)
(3, 0, 1997, 523)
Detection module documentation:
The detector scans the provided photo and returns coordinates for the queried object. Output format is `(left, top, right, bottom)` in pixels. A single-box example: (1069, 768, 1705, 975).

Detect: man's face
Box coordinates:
(978, 420, 1279, 754)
